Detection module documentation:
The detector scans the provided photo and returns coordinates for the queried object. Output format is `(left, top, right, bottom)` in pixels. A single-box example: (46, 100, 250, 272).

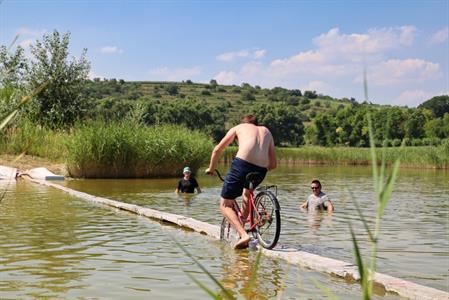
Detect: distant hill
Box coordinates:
(418, 95, 449, 118)
(82, 79, 448, 146)
(84, 78, 358, 122)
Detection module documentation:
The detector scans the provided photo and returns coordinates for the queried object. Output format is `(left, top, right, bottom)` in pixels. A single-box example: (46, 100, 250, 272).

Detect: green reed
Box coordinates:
(0, 117, 68, 160)
(271, 144, 447, 168)
(65, 121, 213, 178)
(348, 116, 401, 299)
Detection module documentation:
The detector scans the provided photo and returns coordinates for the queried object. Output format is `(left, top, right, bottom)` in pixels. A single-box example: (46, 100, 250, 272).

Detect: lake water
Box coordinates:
(0, 164, 447, 298)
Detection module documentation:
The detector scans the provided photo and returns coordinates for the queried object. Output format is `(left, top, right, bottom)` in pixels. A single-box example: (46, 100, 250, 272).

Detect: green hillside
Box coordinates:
(82, 79, 449, 147)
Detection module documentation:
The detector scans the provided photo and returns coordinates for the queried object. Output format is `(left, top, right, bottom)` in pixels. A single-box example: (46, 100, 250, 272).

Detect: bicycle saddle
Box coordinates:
(246, 172, 262, 183)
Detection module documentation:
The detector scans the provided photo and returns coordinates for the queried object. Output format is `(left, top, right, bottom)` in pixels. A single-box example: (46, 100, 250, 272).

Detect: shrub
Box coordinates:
(201, 89, 211, 96)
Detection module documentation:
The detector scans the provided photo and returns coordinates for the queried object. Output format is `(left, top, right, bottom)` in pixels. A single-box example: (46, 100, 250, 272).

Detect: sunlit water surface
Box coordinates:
(0, 163, 447, 298)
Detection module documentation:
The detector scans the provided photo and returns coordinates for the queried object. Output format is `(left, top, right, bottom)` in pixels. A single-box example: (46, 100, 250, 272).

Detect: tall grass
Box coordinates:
(349, 117, 401, 299)
(222, 144, 449, 168)
(66, 121, 213, 178)
(0, 118, 68, 160)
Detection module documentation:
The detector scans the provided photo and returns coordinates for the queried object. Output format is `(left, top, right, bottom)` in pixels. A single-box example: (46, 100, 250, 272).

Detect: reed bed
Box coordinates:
(222, 143, 449, 169)
(65, 121, 213, 178)
(0, 118, 68, 161)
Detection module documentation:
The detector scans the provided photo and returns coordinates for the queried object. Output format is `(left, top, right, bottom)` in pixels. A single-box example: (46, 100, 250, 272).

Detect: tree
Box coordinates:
(404, 109, 430, 138)
(418, 95, 449, 118)
(304, 90, 318, 99)
(27, 30, 90, 128)
(252, 103, 305, 146)
(0, 45, 28, 88)
(165, 84, 178, 96)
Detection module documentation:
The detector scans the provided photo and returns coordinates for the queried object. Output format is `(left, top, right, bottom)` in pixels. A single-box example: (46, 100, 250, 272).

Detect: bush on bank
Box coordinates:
(65, 121, 213, 178)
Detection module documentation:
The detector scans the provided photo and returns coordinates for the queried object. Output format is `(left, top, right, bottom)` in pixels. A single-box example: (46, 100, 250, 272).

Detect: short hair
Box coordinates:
(311, 179, 321, 188)
(241, 114, 258, 125)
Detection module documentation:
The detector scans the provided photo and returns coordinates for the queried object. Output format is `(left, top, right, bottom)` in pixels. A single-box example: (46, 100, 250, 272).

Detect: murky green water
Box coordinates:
(1, 164, 447, 298)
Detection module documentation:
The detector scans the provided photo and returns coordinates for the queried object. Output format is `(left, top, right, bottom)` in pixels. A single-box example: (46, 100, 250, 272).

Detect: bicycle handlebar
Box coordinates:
(214, 169, 225, 182)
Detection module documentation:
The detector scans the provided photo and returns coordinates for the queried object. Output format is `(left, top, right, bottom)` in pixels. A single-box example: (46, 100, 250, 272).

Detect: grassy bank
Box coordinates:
(223, 143, 449, 169)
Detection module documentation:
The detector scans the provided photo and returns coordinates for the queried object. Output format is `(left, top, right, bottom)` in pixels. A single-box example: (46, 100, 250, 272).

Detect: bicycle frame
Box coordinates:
(223, 176, 265, 234)
(215, 169, 281, 249)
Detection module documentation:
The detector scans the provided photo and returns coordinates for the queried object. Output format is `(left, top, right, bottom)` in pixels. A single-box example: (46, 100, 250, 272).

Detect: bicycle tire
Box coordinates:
(252, 190, 281, 249)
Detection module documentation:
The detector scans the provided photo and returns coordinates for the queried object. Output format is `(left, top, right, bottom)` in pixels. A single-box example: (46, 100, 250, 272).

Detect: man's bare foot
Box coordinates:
(234, 236, 250, 249)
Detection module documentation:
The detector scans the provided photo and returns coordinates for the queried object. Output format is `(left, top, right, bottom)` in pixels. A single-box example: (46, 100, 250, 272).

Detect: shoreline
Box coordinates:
(1, 154, 447, 179)
(0, 154, 67, 176)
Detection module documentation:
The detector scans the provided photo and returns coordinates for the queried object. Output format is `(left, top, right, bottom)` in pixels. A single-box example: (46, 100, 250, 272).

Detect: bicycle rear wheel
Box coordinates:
(220, 217, 240, 245)
(252, 190, 281, 249)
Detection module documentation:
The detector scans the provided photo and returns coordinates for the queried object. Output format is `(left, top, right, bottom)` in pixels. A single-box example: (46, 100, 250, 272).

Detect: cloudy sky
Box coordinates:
(1, 0, 448, 106)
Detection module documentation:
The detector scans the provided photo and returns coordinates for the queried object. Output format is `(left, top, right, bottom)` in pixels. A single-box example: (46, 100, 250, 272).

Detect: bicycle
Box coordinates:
(213, 169, 281, 250)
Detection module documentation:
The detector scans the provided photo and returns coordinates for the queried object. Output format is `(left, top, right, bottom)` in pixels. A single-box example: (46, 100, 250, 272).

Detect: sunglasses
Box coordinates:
(311, 186, 320, 190)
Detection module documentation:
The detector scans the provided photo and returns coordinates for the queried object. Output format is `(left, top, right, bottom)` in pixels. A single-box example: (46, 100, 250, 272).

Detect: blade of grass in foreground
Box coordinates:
(349, 115, 402, 300)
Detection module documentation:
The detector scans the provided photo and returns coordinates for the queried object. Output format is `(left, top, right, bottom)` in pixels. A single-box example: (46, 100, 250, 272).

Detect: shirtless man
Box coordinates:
(205, 114, 277, 249)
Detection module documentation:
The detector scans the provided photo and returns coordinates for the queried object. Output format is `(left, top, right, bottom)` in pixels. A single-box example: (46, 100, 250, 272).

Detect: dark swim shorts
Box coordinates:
(221, 157, 268, 200)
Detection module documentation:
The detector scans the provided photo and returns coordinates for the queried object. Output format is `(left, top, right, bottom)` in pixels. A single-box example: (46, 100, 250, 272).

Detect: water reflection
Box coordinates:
(176, 192, 197, 206)
(219, 250, 286, 299)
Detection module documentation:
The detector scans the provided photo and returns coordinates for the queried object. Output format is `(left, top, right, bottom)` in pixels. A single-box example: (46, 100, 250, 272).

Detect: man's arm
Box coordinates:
(267, 134, 277, 170)
(326, 201, 334, 213)
(300, 200, 308, 211)
(206, 127, 237, 173)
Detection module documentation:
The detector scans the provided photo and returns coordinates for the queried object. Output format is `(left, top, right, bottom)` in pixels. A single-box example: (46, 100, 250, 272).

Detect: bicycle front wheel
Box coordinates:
(252, 190, 281, 249)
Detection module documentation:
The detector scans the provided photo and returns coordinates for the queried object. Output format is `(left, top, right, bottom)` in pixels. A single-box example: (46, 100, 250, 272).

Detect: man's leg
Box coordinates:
(241, 188, 251, 220)
(220, 198, 250, 249)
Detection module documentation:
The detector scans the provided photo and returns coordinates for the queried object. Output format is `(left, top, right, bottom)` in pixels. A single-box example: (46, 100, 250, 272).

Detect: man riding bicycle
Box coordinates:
(206, 114, 277, 249)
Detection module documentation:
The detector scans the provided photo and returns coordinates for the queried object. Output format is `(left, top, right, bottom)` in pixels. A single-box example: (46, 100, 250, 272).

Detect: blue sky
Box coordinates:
(1, 0, 448, 106)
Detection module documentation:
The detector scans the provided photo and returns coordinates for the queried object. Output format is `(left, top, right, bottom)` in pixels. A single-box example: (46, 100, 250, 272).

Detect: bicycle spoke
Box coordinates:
(252, 191, 280, 249)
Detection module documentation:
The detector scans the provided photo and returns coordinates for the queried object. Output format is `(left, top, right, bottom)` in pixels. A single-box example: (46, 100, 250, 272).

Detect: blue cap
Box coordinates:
(183, 167, 191, 173)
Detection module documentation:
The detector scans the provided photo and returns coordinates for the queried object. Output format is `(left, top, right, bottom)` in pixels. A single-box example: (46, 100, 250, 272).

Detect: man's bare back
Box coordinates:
(234, 123, 275, 169)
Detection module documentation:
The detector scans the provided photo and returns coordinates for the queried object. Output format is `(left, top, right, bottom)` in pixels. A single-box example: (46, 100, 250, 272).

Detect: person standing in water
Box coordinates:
(206, 114, 277, 249)
(300, 179, 334, 213)
(175, 166, 201, 194)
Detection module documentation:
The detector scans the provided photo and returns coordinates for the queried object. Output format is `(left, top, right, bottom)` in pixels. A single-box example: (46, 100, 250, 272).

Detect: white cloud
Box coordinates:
(314, 26, 417, 59)
(216, 49, 267, 62)
(300, 80, 333, 95)
(214, 71, 238, 85)
(16, 27, 46, 37)
(216, 50, 249, 62)
(88, 70, 104, 80)
(429, 27, 449, 45)
(359, 58, 442, 86)
(254, 49, 266, 59)
(395, 89, 434, 107)
(100, 46, 123, 54)
(148, 66, 201, 81)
